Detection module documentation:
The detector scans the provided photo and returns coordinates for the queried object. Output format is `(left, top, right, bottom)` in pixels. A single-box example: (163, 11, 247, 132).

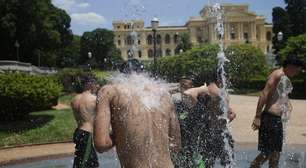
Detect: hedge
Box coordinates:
(56, 68, 97, 93)
(0, 73, 62, 120)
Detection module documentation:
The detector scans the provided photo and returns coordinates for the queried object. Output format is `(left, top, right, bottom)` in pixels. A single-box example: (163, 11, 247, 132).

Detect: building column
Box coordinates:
(251, 22, 256, 41)
(237, 22, 241, 40)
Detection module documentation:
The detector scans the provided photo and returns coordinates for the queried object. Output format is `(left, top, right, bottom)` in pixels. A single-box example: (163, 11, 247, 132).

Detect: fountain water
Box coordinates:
(208, 2, 235, 167)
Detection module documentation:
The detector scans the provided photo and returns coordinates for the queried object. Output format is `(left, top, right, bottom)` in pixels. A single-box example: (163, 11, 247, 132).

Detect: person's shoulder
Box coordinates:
(270, 69, 284, 81)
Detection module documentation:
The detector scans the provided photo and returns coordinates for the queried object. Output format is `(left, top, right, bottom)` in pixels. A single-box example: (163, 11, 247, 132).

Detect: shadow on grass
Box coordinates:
(0, 114, 54, 133)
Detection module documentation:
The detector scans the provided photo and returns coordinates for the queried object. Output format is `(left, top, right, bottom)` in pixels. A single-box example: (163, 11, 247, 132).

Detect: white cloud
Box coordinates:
(77, 3, 91, 8)
(71, 12, 107, 25)
(52, 0, 90, 12)
(52, 0, 76, 11)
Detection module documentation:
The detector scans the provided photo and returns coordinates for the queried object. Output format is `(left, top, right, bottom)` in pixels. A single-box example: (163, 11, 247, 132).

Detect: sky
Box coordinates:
(51, 0, 286, 35)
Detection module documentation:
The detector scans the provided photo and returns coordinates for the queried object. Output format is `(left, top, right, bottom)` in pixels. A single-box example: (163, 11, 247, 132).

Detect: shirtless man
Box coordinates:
(183, 72, 236, 167)
(250, 56, 303, 168)
(94, 78, 181, 168)
(71, 80, 99, 168)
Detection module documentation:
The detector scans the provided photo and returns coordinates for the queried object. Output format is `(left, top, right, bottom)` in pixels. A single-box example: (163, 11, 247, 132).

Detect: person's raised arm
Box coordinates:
(168, 101, 181, 153)
(94, 85, 115, 153)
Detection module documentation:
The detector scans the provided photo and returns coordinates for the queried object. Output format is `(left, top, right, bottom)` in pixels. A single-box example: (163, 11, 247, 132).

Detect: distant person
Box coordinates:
(184, 71, 236, 167)
(250, 56, 303, 168)
(71, 80, 99, 168)
(94, 76, 181, 168)
(171, 77, 195, 167)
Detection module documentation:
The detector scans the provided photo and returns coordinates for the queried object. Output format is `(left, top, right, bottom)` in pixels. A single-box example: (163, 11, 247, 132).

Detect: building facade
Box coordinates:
(113, 4, 273, 61)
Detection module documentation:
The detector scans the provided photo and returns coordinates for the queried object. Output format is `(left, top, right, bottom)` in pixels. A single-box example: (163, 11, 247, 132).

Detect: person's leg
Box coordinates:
(250, 153, 269, 168)
(268, 152, 280, 168)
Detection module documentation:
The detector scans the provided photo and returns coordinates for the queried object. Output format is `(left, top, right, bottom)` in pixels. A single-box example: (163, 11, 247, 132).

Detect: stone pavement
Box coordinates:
(0, 95, 305, 166)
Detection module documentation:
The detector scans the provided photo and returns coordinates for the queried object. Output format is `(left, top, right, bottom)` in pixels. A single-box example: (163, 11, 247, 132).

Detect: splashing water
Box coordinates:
(108, 73, 171, 110)
(209, 3, 235, 167)
(277, 75, 293, 167)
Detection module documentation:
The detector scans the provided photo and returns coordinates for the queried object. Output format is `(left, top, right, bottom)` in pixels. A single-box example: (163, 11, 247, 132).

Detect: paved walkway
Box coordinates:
(0, 95, 305, 166)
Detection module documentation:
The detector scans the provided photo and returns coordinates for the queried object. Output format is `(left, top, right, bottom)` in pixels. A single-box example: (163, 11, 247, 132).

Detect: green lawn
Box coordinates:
(58, 94, 75, 105)
(0, 109, 76, 148)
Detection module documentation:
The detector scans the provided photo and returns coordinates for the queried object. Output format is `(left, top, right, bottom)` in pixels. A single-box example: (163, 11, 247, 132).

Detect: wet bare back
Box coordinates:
(71, 91, 97, 132)
(95, 84, 181, 168)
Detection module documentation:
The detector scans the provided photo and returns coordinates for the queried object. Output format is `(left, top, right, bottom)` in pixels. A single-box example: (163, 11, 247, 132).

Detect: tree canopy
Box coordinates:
(80, 28, 122, 70)
(0, 0, 73, 66)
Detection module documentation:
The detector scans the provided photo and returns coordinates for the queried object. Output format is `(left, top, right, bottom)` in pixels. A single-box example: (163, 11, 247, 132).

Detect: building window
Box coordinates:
(147, 35, 153, 45)
(197, 36, 203, 43)
(174, 34, 179, 44)
(118, 40, 121, 46)
(157, 34, 162, 44)
(117, 26, 120, 29)
(230, 26, 236, 40)
(165, 34, 171, 44)
(166, 49, 171, 56)
(266, 31, 272, 41)
(157, 48, 162, 57)
(138, 51, 142, 58)
(138, 40, 141, 45)
(148, 49, 153, 58)
(244, 33, 249, 43)
(126, 35, 133, 45)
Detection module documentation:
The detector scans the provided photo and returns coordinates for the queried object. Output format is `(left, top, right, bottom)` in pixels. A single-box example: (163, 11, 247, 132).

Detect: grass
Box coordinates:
(0, 109, 76, 148)
(58, 94, 75, 105)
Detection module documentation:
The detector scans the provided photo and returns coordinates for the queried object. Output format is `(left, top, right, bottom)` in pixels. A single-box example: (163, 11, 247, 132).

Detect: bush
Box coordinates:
(0, 73, 62, 120)
(280, 34, 306, 81)
(225, 44, 269, 87)
(57, 68, 97, 93)
(156, 44, 219, 83)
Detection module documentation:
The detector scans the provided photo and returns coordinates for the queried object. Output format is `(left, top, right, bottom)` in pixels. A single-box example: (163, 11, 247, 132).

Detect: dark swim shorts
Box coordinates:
(73, 128, 99, 168)
(258, 111, 283, 155)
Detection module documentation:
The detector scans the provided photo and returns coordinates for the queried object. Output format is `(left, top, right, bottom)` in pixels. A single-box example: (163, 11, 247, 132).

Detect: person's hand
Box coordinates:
(252, 117, 260, 131)
(229, 111, 236, 122)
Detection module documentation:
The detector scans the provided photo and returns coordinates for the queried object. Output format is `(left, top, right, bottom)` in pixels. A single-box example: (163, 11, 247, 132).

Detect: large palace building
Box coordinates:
(112, 4, 273, 61)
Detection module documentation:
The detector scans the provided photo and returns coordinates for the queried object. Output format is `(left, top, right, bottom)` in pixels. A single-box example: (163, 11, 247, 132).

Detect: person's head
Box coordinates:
(283, 56, 303, 77)
(205, 69, 221, 87)
(179, 77, 193, 92)
(83, 78, 99, 94)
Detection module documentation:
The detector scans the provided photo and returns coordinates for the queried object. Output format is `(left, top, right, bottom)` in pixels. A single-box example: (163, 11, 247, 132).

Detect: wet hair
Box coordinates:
(283, 55, 304, 68)
(83, 78, 97, 92)
(179, 77, 193, 91)
(193, 69, 221, 87)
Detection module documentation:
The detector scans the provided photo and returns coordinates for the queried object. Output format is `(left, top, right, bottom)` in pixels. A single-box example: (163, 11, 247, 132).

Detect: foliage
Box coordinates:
(175, 33, 193, 53)
(0, 109, 76, 147)
(56, 35, 81, 68)
(272, 7, 291, 55)
(0, 73, 62, 120)
(280, 34, 306, 80)
(284, 0, 306, 36)
(225, 44, 269, 86)
(156, 44, 219, 83)
(0, 0, 73, 67)
(80, 28, 123, 70)
(56, 68, 97, 93)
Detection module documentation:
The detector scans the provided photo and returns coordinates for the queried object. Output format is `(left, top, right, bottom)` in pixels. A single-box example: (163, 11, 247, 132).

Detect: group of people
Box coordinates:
(70, 56, 303, 168)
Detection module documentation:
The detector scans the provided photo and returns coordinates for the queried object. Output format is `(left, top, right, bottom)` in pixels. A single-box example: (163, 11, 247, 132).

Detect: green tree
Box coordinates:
(285, 0, 306, 36)
(0, 0, 73, 66)
(175, 33, 193, 53)
(56, 35, 81, 68)
(225, 44, 268, 85)
(272, 7, 290, 54)
(280, 34, 306, 79)
(80, 28, 122, 70)
(157, 44, 219, 82)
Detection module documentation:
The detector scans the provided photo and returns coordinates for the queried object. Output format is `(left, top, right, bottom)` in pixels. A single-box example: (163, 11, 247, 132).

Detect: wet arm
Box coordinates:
(169, 103, 181, 152)
(94, 86, 115, 153)
(255, 76, 278, 118)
